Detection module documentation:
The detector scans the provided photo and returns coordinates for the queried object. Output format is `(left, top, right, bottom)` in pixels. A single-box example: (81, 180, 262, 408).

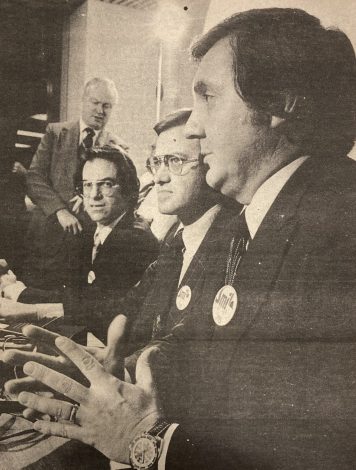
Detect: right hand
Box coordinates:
(56, 209, 83, 235)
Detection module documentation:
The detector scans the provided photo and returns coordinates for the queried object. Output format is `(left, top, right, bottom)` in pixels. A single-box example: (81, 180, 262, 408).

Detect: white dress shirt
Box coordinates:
(245, 156, 309, 239)
(178, 204, 221, 285)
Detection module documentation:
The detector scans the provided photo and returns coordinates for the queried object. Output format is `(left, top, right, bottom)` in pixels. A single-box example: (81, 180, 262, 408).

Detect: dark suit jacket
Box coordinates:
(26, 120, 127, 216)
(125, 204, 240, 376)
(155, 156, 356, 470)
(19, 213, 159, 339)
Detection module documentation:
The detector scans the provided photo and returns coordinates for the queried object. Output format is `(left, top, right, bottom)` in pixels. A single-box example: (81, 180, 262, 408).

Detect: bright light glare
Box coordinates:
(154, 3, 188, 44)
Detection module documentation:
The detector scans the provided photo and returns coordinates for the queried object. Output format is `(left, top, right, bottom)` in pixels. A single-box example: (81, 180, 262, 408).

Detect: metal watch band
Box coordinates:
(147, 419, 172, 438)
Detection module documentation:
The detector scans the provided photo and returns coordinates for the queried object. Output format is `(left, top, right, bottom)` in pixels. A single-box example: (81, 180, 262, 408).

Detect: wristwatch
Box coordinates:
(129, 420, 171, 470)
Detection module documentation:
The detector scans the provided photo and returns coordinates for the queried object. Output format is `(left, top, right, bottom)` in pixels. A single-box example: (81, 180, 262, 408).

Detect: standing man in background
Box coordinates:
(24, 77, 128, 289)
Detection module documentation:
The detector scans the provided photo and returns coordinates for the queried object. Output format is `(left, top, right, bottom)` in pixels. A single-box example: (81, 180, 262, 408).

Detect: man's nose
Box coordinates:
(90, 184, 103, 199)
(184, 111, 206, 139)
(153, 162, 170, 185)
(96, 103, 104, 114)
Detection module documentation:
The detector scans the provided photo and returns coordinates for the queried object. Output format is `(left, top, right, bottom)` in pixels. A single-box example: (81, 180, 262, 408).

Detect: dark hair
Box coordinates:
(191, 8, 356, 157)
(154, 108, 192, 135)
(84, 145, 140, 209)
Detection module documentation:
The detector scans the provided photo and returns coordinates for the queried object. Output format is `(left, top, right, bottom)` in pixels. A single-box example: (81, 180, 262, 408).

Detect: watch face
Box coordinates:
(130, 434, 158, 470)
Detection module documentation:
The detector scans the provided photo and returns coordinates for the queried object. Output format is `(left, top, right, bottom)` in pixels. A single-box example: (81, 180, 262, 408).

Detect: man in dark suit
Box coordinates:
(4, 12, 356, 468)
(1, 146, 158, 339)
(24, 77, 128, 289)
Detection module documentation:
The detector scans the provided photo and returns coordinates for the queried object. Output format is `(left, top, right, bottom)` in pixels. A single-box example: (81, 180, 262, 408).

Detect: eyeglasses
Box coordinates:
(80, 180, 120, 197)
(146, 154, 199, 176)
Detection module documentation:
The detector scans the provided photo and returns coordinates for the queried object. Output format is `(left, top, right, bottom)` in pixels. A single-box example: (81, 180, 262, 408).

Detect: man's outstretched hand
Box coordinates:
(18, 336, 162, 463)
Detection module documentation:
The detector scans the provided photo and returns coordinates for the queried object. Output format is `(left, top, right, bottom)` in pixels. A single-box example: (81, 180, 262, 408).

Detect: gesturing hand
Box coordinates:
(2, 325, 106, 419)
(18, 336, 162, 463)
(56, 209, 83, 235)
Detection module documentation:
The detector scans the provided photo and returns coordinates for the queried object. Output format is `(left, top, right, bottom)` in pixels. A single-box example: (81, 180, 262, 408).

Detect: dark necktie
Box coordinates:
(150, 228, 185, 339)
(225, 210, 250, 285)
(82, 127, 95, 150)
(75, 127, 96, 190)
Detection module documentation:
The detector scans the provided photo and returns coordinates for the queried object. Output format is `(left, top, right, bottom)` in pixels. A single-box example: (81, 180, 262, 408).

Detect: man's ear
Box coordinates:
(270, 92, 299, 129)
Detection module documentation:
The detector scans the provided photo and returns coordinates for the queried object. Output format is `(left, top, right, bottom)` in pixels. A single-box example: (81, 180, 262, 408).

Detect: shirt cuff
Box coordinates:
(158, 423, 180, 470)
(3, 282, 27, 301)
(35, 303, 64, 319)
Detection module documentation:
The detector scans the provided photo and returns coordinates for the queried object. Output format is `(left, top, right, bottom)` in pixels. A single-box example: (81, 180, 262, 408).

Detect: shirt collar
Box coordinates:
(79, 118, 100, 144)
(94, 212, 127, 246)
(245, 156, 309, 240)
(178, 204, 221, 255)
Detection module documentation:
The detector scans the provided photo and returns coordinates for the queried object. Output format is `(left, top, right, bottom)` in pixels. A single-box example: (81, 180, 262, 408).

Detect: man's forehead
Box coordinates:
(193, 37, 233, 91)
(85, 84, 115, 101)
(155, 125, 200, 155)
(83, 158, 117, 178)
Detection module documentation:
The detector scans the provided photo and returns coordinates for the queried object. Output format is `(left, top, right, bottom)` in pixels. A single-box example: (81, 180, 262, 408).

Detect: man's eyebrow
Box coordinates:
(82, 177, 116, 182)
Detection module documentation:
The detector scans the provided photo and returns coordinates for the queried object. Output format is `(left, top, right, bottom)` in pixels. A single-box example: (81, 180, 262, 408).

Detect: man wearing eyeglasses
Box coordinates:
(0, 146, 158, 340)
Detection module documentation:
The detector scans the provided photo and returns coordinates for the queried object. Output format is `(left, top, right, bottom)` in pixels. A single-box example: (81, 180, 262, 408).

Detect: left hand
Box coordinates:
(18, 336, 163, 463)
(0, 298, 37, 321)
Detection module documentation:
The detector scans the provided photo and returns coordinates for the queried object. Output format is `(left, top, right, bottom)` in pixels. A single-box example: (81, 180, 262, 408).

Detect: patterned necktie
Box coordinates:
(75, 127, 96, 190)
(225, 210, 250, 285)
(92, 231, 101, 263)
(82, 127, 95, 150)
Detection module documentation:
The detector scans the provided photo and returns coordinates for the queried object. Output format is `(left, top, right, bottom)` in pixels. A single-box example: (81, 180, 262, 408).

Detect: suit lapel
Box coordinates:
(165, 207, 241, 332)
(209, 157, 321, 345)
(62, 122, 80, 182)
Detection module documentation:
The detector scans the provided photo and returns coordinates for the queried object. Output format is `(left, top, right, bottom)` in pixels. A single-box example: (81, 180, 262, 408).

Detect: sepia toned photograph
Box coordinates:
(0, 0, 356, 468)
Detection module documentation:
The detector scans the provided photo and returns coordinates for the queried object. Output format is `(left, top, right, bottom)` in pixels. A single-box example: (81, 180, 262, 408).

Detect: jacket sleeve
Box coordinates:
(18, 286, 63, 304)
(26, 124, 67, 216)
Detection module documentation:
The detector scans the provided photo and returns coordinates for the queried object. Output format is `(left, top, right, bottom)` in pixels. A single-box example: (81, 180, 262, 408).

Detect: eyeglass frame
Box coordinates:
(78, 179, 121, 197)
(146, 154, 200, 176)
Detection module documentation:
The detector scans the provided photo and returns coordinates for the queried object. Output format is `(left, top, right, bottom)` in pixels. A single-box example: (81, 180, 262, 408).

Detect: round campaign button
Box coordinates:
(176, 285, 192, 310)
(212, 285, 238, 326)
(87, 270, 96, 284)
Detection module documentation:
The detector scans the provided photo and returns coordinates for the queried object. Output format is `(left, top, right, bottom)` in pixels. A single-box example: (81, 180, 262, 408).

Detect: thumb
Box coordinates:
(136, 346, 161, 395)
(8, 270, 17, 280)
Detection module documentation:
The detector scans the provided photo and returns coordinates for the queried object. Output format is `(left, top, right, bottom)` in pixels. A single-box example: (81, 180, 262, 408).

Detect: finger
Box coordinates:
(5, 376, 47, 397)
(23, 408, 42, 421)
(22, 324, 60, 348)
(70, 223, 77, 236)
(33, 419, 84, 441)
(77, 221, 83, 233)
(23, 361, 87, 403)
(19, 392, 77, 422)
(2, 349, 62, 371)
(136, 346, 160, 394)
(106, 314, 129, 356)
(55, 336, 108, 386)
